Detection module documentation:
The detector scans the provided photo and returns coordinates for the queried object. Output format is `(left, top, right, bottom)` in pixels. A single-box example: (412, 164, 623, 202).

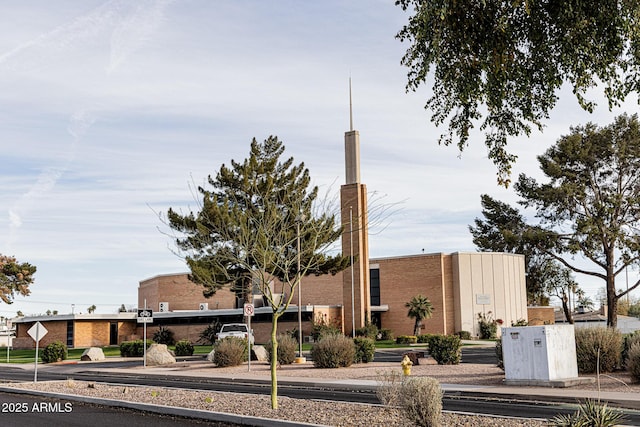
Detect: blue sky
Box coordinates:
(1, 0, 637, 316)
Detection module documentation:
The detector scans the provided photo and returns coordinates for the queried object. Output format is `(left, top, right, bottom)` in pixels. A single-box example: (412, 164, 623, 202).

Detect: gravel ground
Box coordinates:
(6, 358, 638, 427)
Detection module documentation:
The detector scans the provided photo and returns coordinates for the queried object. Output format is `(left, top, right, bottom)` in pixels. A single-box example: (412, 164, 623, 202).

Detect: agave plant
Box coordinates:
(549, 400, 625, 427)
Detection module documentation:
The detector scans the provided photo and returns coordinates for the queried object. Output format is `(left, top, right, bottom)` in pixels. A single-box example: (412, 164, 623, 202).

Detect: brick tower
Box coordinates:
(341, 80, 370, 336)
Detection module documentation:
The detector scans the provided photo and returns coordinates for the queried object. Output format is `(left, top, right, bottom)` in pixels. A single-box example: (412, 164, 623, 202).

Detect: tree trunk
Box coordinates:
(561, 292, 574, 324)
(606, 254, 617, 328)
(269, 313, 280, 409)
(413, 319, 421, 336)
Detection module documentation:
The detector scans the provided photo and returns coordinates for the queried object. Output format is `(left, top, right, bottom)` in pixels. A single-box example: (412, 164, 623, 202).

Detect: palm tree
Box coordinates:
(405, 294, 434, 336)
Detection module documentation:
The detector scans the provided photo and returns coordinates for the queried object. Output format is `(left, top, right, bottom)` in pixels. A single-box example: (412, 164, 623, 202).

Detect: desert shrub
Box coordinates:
(399, 377, 443, 427)
(477, 312, 499, 339)
(575, 327, 622, 373)
(41, 341, 67, 363)
(120, 340, 146, 357)
(627, 343, 640, 381)
(455, 330, 471, 340)
(376, 370, 404, 407)
(152, 326, 175, 345)
(417, 334, 435, 344)
(353, 337, 375, 363)
(495, 339, 504, 370)
(378, 328, 394, 341)
(355, 322, 379, 340)
(549, 399, 625, 427)
(198, 320, 222, 345)
(311, 334, 355, 368)
(396, 335, 418, 345)
(213, 337, 248, 367)
(511, 318, 528, 327)
(426, 334, 461, 365)
(174, 339, 194, 356)
(264, 334, 298, 365)
(622, 330, 640, 367)
(311, 316, 342, 341)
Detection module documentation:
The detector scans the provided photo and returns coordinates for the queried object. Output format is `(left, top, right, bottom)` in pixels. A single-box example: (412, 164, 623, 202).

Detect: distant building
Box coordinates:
(12, 104, 528, 348)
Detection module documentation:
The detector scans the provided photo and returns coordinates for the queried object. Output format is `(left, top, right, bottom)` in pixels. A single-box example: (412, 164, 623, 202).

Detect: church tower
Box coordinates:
(341, 80, 371, 335)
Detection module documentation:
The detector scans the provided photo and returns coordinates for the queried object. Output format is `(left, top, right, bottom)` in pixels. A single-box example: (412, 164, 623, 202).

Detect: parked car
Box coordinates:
(216, 323, 254, 344)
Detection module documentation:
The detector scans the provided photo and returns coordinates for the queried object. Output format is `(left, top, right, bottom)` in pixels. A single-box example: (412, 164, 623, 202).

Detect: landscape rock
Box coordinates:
(206, 349, 215, 362)
(146, 343, 176, 366)
(80, 347, 105, 361)
(252, 345, 268, 362)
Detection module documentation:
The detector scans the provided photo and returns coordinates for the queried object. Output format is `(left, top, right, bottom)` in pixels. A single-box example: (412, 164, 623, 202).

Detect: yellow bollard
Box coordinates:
(401, 354, 413, 376)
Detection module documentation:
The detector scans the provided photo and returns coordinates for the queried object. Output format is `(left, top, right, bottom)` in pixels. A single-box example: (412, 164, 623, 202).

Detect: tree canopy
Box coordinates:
(0, 255, 36, 304)
(396, 0, 640, 185)
(469, 194, 581, 321)
(514, 114, 640, 327)
(167, 136, 348, 304)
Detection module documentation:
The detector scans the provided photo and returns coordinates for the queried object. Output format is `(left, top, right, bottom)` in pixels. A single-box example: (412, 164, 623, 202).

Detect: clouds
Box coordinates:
(0, 1, 637, 316)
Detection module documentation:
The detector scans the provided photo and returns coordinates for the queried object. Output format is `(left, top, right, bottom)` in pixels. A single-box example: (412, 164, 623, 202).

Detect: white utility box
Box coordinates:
(502, 324, 590, 387)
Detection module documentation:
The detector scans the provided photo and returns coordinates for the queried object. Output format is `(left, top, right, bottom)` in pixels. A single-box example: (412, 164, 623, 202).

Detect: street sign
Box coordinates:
(27, 322, 48, 342)
(137, 309, 153, 323)
(243, 303, 255, 317)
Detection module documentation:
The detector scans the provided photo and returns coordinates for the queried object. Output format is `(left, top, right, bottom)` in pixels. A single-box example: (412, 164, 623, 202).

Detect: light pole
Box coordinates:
(295, 214, 306, 363)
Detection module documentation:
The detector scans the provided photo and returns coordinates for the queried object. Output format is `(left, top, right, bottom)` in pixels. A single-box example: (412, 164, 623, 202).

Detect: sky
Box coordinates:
(1, 0, 638, 317)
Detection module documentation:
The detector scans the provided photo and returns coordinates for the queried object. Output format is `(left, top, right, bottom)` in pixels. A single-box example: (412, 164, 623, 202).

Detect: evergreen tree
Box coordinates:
(0, 254, 36, 304)
(166, 136, 349, 408)
(515, 114, 640, 327)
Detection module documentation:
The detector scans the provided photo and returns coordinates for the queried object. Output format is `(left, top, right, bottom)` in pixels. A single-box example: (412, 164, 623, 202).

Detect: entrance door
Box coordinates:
(109, 322, 118, 345)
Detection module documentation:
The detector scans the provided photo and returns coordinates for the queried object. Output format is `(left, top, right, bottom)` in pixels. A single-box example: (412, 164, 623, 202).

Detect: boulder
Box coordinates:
(80, 347, 105, 362)
(146, 343, 176, 366)
(206, 349, 215, 362)
(252, 345, 268, 362)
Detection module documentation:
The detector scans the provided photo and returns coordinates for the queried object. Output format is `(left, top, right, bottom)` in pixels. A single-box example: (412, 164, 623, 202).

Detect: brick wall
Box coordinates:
(74, 321, 110, 348)
(138, 274, 237, 312)
(527, 306, 555, 325)
(377, 254, 449, 337)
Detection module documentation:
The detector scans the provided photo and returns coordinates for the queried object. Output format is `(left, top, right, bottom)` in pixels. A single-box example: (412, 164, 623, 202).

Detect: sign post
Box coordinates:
(243, 303, 254, 371)
(27, 321, 48, 383)
(137, 301, 153, 367)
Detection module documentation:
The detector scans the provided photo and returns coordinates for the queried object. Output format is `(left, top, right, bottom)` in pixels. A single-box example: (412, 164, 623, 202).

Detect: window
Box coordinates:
(370, 268, 380, 306)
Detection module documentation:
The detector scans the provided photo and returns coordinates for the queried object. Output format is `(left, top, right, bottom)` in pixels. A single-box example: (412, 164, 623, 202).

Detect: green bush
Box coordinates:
(622, 330, 640, 367)
(549, 399, 625, 427)
(477, 312, 498, 339)
(311, 317, 342, 341)
(353, 337, 375, 363)
(378, 328, 394, 341)
(174, 339, 195, 356)
(355, 323, 379, 340)
(575, 327, 622, 373)
(120, 340, 146, 357)
(396, 335, 418, 345)
(399, 377, 443, 427)
(41, 341, 67, 363)
(627, 343, 640, 381)
(152, 326, 175, 346)
(213, 337, 248, 367)
(426, 334, 461, 365)
(417, 334, 435, 344)
(311, 334, 355, 368)
(264, 334, 298, 365)
(455, 330, 472, 340)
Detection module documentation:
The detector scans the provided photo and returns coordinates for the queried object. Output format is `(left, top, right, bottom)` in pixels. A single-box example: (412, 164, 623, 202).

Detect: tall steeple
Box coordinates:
(340, 79, 370, 335)
(345, 78, 361, 184)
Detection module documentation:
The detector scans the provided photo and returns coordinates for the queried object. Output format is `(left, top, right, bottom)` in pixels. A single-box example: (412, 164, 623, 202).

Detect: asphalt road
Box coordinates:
(0, 391, 229, 427)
